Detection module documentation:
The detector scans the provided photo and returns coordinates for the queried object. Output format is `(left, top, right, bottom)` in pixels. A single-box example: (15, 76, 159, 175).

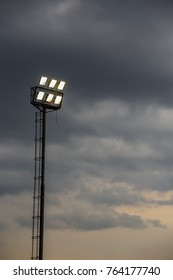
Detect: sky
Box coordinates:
(0, 0, 173, 260)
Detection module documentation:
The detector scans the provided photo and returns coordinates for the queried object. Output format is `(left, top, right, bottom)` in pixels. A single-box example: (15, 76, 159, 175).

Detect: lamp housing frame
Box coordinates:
(30, 86, 63, 111)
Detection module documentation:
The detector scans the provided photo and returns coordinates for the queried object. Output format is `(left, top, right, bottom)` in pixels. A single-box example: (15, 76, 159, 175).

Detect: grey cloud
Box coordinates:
(147, 219, 166, 229)
(0, 143, 33, 195)
(46, 105, 173, 193)
(47, 208, 164, 231)
(0, 192, 32, 230)
(155, 199, 173, 206)
(77, 183, 147, 207)
(17, 216, 32, 229)
(0, 223, 7, 230)
(43, 182, 168, 231)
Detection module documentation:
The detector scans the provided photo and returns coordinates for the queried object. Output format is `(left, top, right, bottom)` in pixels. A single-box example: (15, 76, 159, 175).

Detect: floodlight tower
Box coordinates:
(30, 76, 66, 260)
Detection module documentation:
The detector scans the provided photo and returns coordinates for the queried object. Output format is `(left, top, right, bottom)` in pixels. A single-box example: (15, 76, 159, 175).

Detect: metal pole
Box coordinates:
(39, 107, 46, 260)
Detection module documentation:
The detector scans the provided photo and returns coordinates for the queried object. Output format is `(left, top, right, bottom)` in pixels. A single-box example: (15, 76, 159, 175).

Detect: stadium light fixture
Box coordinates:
(31, 76, 65, 110)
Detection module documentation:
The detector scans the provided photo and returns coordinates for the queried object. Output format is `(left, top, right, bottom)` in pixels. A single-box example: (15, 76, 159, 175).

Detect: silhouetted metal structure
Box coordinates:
(30, 76, 65, 260)
(31, 111, 45, 260)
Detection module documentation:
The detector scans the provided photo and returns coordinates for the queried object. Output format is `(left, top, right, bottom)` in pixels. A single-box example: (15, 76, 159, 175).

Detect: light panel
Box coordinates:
(39, 76, 47, 86)
(49, 79, 57, 88)
(31, 76, 65, 110)
(37, 91, 45, 100)
(54, 95, 62, 105)
(46, 93, 54, 102)
(57, 81, 65, 91)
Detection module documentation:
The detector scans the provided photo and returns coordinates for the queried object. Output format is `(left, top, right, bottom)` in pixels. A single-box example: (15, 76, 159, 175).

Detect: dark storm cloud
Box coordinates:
(1, 0, 173, 106)
(45, 103, 173, 194)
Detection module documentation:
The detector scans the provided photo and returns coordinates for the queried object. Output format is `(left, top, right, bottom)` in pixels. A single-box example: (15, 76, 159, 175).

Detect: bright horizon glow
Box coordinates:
(37, 91, 45, 100)
(39, 76, 47, 86)
(46, 93, 54, 102)
(54, 95, 62, 104)
(49, 79, 57, 88)
(57, 81, 66, 91)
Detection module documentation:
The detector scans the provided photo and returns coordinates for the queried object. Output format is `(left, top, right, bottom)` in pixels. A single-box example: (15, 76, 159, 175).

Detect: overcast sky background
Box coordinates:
(0, 0, 173, 260)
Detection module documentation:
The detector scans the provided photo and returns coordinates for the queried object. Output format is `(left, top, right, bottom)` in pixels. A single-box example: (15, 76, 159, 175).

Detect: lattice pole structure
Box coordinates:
(31, 110, 46, 260)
